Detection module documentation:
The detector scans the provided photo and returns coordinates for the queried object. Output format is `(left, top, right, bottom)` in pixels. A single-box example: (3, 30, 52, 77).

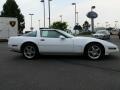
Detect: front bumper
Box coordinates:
(105, 46, 119, 55)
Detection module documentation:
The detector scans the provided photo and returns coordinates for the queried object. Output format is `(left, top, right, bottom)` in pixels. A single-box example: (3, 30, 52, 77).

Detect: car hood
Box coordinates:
(74, 36, 118, 47)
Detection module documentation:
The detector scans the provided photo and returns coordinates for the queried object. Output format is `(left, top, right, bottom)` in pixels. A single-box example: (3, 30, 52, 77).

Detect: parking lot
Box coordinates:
(0, 35, 120, 90)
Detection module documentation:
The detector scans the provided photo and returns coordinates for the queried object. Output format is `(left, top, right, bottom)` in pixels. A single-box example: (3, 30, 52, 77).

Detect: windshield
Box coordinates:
(23, 31, 37, 37)
(58, 30, 74, 38)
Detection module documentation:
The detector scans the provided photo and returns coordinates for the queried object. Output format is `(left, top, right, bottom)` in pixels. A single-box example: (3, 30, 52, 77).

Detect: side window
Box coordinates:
(42, 31, 48, 37)
(41, 30, 62, 38)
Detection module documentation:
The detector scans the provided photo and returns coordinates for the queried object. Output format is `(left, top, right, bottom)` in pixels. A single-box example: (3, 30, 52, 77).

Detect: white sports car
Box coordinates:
(8, 29, 119, 60)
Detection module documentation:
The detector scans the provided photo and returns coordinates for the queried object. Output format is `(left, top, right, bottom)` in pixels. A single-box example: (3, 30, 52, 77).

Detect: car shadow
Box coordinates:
(13, 54, 119, 62)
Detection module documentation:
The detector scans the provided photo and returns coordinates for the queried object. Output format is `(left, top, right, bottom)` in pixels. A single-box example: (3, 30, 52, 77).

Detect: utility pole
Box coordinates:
(91, 6, 95, 32)
(76, 12, 79, 24)
(48, 0, 52, 28)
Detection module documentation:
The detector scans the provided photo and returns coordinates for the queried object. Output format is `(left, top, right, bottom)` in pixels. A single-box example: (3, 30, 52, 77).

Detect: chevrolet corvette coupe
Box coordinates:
(8, 29, 119, 60)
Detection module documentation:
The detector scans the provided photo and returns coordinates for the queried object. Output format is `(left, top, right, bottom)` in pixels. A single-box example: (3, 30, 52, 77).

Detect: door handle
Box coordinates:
(40, 39, 45, 41)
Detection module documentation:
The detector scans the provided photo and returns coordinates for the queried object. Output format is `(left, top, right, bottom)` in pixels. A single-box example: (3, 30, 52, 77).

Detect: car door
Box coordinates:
(38, 30, 74, 53)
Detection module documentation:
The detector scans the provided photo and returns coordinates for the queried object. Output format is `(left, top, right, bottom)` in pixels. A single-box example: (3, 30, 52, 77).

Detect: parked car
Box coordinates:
(118, 29, 120, 39)
(92, 30, 110, 40)
(8, 29, 119, 60)
(111, 29, 119, 35)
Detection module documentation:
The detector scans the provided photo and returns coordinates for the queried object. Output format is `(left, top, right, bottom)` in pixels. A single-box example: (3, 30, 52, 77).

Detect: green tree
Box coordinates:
(1, 0, 25, 34)
(82, 21, 90, 31)
(73, 24, 83, 34)
(74, 24, 82, 31)
(51, 21, 68, 31)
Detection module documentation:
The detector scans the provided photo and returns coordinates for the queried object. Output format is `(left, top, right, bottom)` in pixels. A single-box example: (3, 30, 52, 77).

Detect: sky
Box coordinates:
(0, 0, 120, 31)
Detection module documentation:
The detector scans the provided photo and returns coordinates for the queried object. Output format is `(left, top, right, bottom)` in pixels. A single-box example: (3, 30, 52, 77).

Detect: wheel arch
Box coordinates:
(84, 42, 105, 54)
(20, 41, 39, 53)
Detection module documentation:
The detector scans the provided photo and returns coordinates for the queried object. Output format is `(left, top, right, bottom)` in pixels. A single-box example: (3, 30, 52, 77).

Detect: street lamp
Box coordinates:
(91, 6, 95, 11)
(115, 21, 118, 29)
(48, 0, 52, 28)
(97, 22, 99, 27)
(38, 20, 41, 29)
(105, 21, 109, 29)
(29, 13, 34, 31)
(60, 15, 63, 22)
(72, 3, 77, 26)
(40, 0, 45, 28)
(108, 24, 110, 27)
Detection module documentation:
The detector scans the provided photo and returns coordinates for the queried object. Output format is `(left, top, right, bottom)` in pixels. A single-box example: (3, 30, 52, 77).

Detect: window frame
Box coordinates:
(40, 30, 68, 38)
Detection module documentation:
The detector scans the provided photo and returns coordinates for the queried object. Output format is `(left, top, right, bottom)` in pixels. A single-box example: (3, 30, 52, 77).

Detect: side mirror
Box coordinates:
(59, 35, 65, 40)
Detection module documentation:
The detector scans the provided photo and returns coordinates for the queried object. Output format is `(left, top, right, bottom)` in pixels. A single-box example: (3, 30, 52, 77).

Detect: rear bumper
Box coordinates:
(8, 44, 21, 52)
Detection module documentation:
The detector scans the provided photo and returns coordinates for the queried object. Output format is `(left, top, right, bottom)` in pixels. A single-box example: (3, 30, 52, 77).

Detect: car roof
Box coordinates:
(39, 28, 59, 31)
(97, 30, 107, 31)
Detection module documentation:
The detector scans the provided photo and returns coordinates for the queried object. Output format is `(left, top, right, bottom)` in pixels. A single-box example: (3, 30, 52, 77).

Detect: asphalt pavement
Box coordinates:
(0, 35, 120, 90)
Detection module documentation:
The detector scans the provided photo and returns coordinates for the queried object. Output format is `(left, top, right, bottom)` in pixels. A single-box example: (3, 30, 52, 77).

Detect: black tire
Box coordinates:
(108, 35, 110, 40)
(84, 43, 105, 60)
(22, 43, 39, 60)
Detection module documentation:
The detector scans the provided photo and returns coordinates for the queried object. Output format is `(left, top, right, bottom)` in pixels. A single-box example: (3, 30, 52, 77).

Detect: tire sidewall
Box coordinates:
(85, 43, 104, 60)
(22, 44, 38, 60)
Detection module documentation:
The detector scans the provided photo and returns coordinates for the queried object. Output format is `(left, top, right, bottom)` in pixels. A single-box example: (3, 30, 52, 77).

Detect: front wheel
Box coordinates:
(22, 44, 38, 60)
(84, 43, 104, 60)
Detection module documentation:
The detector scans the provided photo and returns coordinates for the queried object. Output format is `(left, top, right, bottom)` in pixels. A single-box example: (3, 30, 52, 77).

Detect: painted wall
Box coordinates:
(0, 17, 18, 39)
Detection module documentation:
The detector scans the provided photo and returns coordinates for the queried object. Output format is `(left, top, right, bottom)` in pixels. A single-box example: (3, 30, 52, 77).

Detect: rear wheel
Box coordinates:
(84, 43, 104, 60)
(22, 44, 39, 60)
